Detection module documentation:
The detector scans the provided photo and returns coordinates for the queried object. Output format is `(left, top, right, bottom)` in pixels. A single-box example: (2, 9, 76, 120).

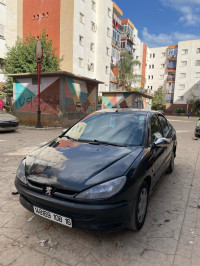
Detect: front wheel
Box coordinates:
(128, 181, 149, 231)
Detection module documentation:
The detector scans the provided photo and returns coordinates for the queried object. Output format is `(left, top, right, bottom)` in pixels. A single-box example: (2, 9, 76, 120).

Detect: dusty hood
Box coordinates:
(25, 137, 143, 191)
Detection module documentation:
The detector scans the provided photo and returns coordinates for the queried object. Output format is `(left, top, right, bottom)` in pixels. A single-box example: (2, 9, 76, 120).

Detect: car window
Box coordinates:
(158, 115, 169, 136)
(65, 112, 146, 146)
(150, 115, 163, 143)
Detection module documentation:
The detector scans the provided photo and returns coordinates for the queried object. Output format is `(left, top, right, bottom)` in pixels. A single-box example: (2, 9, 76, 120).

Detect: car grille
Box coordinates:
(0, 121, 19, 128)
(196, 128, 200, 133)
(25, 196, 95, 220)
(27, 180, 78, 199)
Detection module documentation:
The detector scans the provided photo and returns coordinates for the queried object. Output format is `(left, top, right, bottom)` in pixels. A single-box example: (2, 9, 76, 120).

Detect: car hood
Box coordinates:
(25, 137, 143, 191)
(0, 113, 19, 122)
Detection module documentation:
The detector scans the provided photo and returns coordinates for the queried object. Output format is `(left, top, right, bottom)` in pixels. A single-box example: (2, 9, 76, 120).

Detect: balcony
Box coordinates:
(121, 33, 135, 44)
(166, 76, 175, 82)
(168, 54, 177, 60)
(112, 38, 121, 49)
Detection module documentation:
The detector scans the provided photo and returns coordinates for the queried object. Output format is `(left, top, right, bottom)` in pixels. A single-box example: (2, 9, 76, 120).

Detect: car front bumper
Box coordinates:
(0, 121, 19, 131)
(195, 127, 200, 136)
(15, 178, 130, 231)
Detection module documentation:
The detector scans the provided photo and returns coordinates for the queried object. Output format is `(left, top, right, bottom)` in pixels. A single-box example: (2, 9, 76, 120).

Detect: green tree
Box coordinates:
(1, 29, 62, 111)
(152, 86, 166, 110)
(117, 52, 141, 90)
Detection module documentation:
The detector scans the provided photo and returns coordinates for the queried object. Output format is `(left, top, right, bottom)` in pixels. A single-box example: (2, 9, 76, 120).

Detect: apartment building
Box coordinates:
(110, 1, 123, 91)
(146, 40, 200, 110)
(174, 40, 200, 105)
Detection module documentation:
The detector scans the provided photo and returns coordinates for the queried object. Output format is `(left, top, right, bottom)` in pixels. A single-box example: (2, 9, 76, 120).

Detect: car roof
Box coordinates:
(95, 108, 160, 116)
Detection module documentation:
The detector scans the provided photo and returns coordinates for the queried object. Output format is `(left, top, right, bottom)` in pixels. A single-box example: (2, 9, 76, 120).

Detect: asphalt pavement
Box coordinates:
(0, 116, 200, 266)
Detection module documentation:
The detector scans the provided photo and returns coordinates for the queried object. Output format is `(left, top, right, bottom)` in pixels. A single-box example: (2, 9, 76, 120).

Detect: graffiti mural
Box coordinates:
(15, 77, 60, 114)
(102, 93, 132, 109)
(65, 78, 97, 113)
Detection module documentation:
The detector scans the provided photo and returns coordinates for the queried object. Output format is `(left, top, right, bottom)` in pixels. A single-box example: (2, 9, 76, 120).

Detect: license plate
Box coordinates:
(33, 206, 72, 228)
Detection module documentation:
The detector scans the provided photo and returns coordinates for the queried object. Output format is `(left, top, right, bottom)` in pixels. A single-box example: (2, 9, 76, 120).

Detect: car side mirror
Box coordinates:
(154, 137, 172, 148)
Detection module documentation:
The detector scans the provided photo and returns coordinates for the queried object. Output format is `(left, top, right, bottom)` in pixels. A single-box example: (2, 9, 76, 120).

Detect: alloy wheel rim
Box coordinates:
(137, 188, 148, 223)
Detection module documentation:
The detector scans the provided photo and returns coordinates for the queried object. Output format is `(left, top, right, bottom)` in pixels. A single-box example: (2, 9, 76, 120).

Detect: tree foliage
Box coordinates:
(152, 86, 166, 110)
(1, 30, 62, 111)
(187, 90, 200, 114)
(4, 29, 61, 74)
(117, 52, 141, 90)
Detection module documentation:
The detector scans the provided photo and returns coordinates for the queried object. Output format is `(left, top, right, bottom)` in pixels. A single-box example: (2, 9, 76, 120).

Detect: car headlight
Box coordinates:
(75, 176, 126, 200)
(197, 120, 200, 128)
(16, 158, 27, 184)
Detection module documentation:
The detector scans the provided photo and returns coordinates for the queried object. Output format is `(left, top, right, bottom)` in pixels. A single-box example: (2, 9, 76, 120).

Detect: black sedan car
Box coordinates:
(195, 118, 200, 137)
(0, 108, 19, 131)
(15, 109, 177, 231)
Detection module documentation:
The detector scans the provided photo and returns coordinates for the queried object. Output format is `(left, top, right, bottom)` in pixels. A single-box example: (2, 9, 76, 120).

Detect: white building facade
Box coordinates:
(174, 40, 200, 104)
(73, 0, 113, 93)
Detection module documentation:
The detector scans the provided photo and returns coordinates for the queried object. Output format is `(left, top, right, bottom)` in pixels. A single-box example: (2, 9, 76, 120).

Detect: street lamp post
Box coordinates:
(35, 40, 43, 128)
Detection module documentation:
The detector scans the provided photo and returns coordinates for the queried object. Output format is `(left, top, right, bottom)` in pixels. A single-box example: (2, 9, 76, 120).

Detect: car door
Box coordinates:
(150, 114, 166, 186)
(157, 114, 173, 169)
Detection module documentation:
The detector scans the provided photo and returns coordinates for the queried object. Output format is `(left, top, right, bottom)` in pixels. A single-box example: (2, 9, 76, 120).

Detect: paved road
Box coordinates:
(0, 117, 200, 266)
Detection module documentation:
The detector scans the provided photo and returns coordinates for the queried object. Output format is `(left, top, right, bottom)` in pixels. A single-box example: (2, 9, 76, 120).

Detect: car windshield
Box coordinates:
(0, 109, 6, 114)
(65, 112, 146, 146)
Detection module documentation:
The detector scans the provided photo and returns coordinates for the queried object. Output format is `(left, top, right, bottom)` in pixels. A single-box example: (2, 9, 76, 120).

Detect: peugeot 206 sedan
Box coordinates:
(15, 109, 177, 231)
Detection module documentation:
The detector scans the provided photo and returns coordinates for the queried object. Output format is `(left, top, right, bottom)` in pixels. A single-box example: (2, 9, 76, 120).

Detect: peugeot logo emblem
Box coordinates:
(45, 186, 53, 196)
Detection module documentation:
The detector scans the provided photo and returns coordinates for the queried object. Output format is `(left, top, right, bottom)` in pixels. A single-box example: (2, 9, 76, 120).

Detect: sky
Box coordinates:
(114, 0, 200, 48)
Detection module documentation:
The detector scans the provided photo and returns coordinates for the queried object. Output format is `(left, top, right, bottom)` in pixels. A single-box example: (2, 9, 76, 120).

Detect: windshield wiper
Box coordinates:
(65, 135, 78, 142)
(88, 139, 126, 147)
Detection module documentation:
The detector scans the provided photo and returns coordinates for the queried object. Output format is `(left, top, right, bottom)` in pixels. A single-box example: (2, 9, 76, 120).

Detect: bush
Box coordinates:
(176, 107, 186, 114)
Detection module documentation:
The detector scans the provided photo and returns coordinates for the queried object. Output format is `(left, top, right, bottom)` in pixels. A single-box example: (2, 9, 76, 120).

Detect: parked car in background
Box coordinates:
(0, 109, 19, 132)
(157, 110, 164, 115)
(195, 118, 200, 137)
(15, 109, 177, 231)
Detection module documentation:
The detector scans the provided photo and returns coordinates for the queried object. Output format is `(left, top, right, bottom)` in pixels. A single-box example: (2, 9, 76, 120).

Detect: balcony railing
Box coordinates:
(168, 54, 177, 60)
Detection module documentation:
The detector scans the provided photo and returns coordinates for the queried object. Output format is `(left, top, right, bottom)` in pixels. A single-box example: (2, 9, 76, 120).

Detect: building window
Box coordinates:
(150, 54, 152, 58)
(151, 75, 153, 79)
(178, 96, 184, 101)
(79, 58, 83, 68)
(79, 35, 84, 46)
(180, 73, 186, 78)
(33, 15, 35, 20)
(92, 0, 96, 11)
(179, 84, 185, 90)
(121, 41, 125, 49)
(106, 47, 110, 56)
(153, 53, 155, 58)
(181, 61, 187, 67)
(108, 8, 111, 18)
(196, 48, 200, 53)
(148, 75, 150, 80)
(36, 14, 39, 19)
(149, 65, 151, 69)
(88, 63, 94, 72)
(0, 25, 5, 38)
(106, 66, 109, 74)
(160, 75, 164, 80)
(42, 13, 45, 18)
(195, 60, 200, 66)
(161, 52, 165, 58)
(80, 13, 84, 24)
(91, 21, 96, 32)
(181, 49, 188, 55)
(46, 12, 49, 18)
(160, 64, 165, 69)
(151, 86, 153, 90)
(152, 64, 154, 69)
(107, 27, 110, 37)
(90, 42, 94, 51)
(195, 72, 200, 78)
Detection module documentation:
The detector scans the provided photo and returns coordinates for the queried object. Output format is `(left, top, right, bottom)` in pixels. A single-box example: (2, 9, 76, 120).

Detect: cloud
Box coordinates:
(161, 0, 200, 26)
(142, 27, 200, 47)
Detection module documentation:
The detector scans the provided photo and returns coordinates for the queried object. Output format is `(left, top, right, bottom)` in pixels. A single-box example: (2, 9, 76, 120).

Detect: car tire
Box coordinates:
(166, 152, 174, 174)
(128, 181, 149, 231)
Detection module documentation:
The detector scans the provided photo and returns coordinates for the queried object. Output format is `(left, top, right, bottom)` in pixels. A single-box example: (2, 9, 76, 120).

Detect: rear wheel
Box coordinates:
(128, 181, 149, 231)
(166, 152, 174, 173)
